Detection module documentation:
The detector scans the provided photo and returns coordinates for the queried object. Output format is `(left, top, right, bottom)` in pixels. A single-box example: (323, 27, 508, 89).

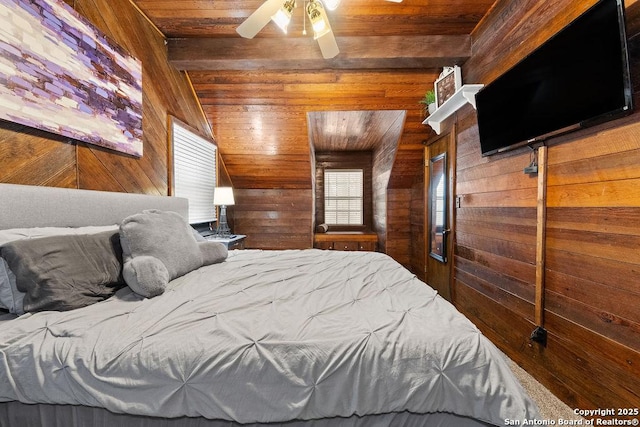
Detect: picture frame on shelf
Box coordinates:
(434, 65, 462, 107)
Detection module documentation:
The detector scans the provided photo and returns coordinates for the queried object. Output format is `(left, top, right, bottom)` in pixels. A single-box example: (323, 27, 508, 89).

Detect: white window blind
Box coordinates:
(324, 169, 363, 225)
(171, 118, 217, 224)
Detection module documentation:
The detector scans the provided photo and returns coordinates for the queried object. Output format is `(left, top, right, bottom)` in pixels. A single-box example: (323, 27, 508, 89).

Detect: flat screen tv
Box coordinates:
(476, 0, 633, 157)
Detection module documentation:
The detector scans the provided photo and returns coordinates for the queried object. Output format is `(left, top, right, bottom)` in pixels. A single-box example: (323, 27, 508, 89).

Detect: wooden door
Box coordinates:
(425, 131, 455, 301)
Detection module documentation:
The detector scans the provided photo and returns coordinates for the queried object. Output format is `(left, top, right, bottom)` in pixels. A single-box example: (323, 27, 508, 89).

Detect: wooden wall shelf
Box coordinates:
(422, 84, 484, 134)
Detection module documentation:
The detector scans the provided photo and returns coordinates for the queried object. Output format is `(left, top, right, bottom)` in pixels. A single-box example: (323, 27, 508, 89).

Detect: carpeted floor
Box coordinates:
(508, 359, 585, 423)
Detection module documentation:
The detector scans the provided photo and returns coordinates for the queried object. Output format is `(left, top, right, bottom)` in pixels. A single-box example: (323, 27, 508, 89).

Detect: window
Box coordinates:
(324, 169, 363, 225)
(170, 116, 217, 224)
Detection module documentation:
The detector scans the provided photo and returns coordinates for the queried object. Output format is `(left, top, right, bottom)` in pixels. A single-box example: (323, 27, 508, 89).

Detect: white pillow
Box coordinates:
(0, 225, 118, 315)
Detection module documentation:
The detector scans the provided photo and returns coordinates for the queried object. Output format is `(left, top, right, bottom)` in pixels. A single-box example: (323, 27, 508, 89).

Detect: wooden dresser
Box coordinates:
(313, 231, 378, 252)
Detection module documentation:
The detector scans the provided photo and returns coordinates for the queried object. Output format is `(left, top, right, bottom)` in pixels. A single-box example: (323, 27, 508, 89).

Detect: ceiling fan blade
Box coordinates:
(236, 0, 283, 39)
(385, 0, 403, 2)
(317, 30, 339, 59)
(312, 1, 339, 59)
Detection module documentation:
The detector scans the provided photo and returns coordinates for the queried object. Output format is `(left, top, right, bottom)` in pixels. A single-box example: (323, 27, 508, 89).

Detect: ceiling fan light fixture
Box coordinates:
(323, 0, 341, 10)
(312, 16, 327, 35)
(271, 0, 296, 34)
(307, 0, 331, 39)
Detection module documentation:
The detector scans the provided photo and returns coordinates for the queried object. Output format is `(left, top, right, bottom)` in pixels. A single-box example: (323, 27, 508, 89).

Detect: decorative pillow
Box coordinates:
(0, 260, 12, 311)
(0, 225, 118, 315)
(0, 225, 119, 246)
(0, 261, 9, 310)
(191, 227, 207, 242)
(119, 210, 227, 298)
(199, 241, 228, 265)
(0, 260, 24, 314)
(0, 230, 125, 313)
(316, 223, 329, 233)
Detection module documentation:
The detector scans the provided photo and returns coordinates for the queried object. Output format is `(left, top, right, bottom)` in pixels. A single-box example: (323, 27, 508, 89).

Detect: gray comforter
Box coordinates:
(0, 249, 539, 425)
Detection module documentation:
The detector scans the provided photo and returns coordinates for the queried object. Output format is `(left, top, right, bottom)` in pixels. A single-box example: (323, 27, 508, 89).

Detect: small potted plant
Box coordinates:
(419, 90, 437, 116)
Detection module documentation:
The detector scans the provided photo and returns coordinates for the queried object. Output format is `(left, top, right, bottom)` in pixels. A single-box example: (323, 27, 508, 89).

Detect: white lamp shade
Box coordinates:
(214, 187, 235, 206)
(323, 0, 341, 10)
(271, 8, 292, 33)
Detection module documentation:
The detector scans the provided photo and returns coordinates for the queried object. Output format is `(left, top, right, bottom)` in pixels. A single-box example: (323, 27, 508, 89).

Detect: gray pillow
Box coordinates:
(0, 225, 119, 315)
(119, 210, 227, 298)
(200, 241, 228, 265)
(0, 230, 125, 313)
(120, 210, 203, 279)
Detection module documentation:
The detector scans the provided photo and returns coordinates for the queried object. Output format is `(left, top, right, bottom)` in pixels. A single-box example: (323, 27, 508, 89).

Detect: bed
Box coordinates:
(0, 183, 540, 427)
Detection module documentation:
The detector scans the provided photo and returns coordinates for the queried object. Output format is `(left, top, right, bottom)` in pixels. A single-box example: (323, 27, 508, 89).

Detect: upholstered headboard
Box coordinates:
(0, 184, 189, 230)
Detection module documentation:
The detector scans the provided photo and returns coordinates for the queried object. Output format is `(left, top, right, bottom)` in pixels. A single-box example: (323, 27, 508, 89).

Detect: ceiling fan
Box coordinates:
(236, 0, 403, 59)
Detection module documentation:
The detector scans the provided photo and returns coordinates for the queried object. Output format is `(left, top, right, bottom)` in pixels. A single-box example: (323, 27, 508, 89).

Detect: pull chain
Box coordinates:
(303, 1, 307, 35)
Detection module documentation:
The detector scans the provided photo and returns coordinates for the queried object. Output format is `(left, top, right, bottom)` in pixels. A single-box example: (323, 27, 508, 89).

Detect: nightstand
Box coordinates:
(204, 234, 246, 250)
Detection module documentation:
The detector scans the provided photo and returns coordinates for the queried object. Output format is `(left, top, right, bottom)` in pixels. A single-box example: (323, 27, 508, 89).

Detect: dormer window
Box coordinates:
(324, 169, 364, 226)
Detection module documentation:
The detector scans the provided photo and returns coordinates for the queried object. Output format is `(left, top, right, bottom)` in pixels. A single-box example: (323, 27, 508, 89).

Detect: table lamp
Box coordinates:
(213, 187, 235, 237)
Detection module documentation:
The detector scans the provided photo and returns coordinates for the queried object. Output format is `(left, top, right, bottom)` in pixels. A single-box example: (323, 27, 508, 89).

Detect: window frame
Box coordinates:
(314, 151, 372, 232)
(168, 116, 218, 225)
(323, 168, 365, 227)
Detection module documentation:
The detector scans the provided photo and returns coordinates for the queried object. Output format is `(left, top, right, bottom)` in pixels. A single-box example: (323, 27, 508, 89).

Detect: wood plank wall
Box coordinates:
(444, 0, 640, 411)
(0, 0, 210, 194)
(410, 168, 426, 282)
(199, 70, 432, 253)
(373, 133, 397, 255)
(372, 112, 411, 259)
(386, 189, 412, 267)
(233, 189, 313, 249)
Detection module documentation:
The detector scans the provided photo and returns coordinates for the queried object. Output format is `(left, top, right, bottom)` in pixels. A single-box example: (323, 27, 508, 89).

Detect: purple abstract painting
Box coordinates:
(0, 0, 143, 157)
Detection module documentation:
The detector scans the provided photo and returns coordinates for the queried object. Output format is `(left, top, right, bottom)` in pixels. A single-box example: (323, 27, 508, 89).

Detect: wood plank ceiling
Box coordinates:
(130, 0, 496, 190)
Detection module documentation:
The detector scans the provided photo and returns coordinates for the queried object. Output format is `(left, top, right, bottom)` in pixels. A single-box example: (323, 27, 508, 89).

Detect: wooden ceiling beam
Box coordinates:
(167, 35, 470, 70)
